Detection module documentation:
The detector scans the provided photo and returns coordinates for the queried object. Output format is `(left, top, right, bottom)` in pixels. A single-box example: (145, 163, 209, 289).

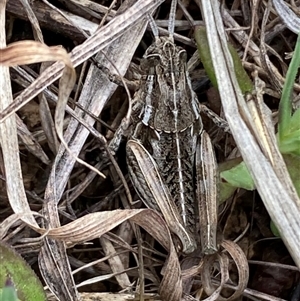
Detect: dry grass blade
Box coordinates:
(272, 0, 300, 34)
(0, 40, 69, 66)
(6, 0, 101, 40)
(21, 0, 61, 157)
(200, 241, 249, 300)
(45, 208, 183, 301)
(247, 74, 298, 198)
(0, 39, 80, 300)
(19, 0, 44, 42)
(48, 292, 159, 301)
(199, 0, 300, 268)
(0, 5, 39, 230)
(53, 51, 106, 179)
(100, 236, 131, 289)
(0, 40, 105, 180)
(40, 171, 79, 301)
(10, 65, 57, 161)
(16, 114, 50, 164)
(37, 6, 152, 300)
(200, 253, 229, 301)
(0, 0, 165, 123)
(75, 267, 136, 288)
(0, 212, 48, 240)
(39, 236, 80, 300)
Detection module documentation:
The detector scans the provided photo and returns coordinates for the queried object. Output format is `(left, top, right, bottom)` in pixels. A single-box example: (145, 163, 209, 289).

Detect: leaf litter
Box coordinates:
(0, 1, 299, 301)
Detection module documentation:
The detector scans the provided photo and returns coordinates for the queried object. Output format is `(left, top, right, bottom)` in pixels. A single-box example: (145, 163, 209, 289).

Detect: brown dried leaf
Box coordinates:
(0, 39, 79, 300)
(39, 239, 78, 300)
(0, 0, 165, 123)
(201, 240, 249, 300)
(0, 40, 100, 180)
(200, 0, 300, 268)
(0, 40, 76, 229)
(0, 40, 71, 66)
(100, 236, 131, 289)
(44, 209, 183, 301)
(47, 210, 167, 247)
(0, 2, 41, 232)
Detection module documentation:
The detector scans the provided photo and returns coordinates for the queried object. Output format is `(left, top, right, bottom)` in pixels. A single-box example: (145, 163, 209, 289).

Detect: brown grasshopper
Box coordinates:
(125, 0, 219, 255)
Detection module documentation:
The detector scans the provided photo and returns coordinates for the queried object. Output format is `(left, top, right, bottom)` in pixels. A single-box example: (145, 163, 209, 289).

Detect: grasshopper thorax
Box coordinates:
(139, 36, 201, 133)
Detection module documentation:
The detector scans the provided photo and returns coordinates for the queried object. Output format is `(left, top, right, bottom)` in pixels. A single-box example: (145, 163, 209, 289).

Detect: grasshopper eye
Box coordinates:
(140, 54, 160, 74)
(145, 54, 161, 67)
(179, 50, 187, 62)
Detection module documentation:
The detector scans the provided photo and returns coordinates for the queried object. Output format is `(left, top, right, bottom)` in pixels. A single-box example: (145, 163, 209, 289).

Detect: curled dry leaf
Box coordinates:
(45, 208, 183, 301)
(0, 0, 166, 125)
(0, 40, 105, 179)
(0, 40, 72, 67)
(201, 240, 249, 300)
(201, 0, 300, 268)
(0, 211, 48, 241)
(201, 253, 229, 301)
(0, 40, 77, 229)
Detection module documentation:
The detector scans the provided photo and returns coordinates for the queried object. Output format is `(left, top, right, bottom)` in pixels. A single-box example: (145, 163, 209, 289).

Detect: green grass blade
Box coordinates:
(278, 34, 300, 140)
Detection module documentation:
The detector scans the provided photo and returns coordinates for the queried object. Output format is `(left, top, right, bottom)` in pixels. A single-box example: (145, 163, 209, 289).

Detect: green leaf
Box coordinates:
(283, 154, 300, 197)
(270, 220, 281, 237)
(228, 43, 253, 93)
(219, 181, 237, 204)
(288, 107, 300, 133)
(279, 132, 300, 156)
(220, 161, 255, 191)
(278, 106, 300, 155)
(0, 242, 46, 301)
(0, 278, 20, 301)
(194, 26, 253, 94)
(194, 26, 218, 88)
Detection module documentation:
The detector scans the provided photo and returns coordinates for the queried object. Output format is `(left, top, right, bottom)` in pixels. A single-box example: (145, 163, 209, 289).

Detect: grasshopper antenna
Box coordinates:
(168, 0, 177, 41)
(148, 0, 177, 43)
(147, 14, 159, 41)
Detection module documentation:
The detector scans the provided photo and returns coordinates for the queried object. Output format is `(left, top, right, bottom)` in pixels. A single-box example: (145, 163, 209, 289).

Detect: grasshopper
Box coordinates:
(125, 0, 219, 255)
